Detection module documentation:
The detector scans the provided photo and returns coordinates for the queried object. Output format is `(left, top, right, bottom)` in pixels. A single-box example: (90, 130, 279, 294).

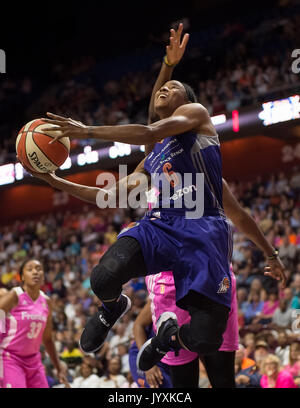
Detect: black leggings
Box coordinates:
(202, 351, 236, 388)
(169, 351, 236, 388)
(91, 236, 229, 356)
(169, 358, 199, 388)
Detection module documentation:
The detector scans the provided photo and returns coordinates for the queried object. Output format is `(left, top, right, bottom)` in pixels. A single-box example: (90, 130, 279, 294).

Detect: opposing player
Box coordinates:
(30, 23, 287, 372)
(0, 259, 67, 388)
(131, 266, 236, 388)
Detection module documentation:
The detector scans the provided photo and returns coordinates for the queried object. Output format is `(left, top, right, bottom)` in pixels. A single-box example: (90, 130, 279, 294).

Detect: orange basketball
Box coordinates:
(16, 118, 70, 173)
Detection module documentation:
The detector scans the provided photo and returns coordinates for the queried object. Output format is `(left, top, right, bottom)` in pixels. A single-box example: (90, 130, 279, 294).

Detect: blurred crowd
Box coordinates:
(1, 0, 300, 164)
(0, 167, 300, 388)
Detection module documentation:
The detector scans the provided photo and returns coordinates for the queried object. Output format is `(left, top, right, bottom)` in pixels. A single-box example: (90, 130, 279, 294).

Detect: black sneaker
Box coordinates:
(79, 294, 131, 354)
(136, 311, 180, 372)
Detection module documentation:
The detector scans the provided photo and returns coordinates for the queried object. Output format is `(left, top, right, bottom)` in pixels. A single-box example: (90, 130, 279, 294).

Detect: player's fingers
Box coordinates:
(151, 379, 159, 388)
(42, 126, 64, 132)
(264, 271, 280, 280)
(280, 274, 287, 288)
(46, 112, 68, 121)
(156, 368, 163, 381)
(177, 22, 183, 39)
(48, 135, 65, 144)
(180, 33, 190, 49)
(42, 118, 67, 125)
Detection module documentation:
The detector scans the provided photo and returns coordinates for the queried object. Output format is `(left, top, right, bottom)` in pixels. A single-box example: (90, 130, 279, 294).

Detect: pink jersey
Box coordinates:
(145, 266, 238, 365)
(0, 287, 49, 358)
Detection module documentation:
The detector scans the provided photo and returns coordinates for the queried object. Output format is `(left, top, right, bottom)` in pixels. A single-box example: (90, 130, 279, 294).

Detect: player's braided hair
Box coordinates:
(181, 82, 198, 103)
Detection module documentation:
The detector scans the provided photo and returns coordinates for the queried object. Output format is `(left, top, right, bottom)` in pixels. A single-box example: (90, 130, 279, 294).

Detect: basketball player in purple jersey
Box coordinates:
(34, 24, 287, 373)
(0, 259, 67, 388)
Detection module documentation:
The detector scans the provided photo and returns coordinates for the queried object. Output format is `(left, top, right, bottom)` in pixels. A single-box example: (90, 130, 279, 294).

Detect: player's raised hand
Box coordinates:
(166, 22, 189, 66)
(42, 112, 89, 143)
(264, 256, 287, 288)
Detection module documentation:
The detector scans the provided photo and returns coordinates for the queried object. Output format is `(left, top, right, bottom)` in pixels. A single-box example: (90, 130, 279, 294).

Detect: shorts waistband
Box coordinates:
(145, 208, 224, 217)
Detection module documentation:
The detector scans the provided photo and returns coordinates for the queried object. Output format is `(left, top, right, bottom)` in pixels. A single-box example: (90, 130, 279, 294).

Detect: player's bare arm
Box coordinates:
(19, 157, 150, 206)
(42, 103, 212, 145)
(0, 289, 18, 313)
(148, 23, 189, 124)
(222, 178, 287, 287)
(133, 299, 163, 388)
(42, 298, 69, 386)
(146, 23, 189, 155)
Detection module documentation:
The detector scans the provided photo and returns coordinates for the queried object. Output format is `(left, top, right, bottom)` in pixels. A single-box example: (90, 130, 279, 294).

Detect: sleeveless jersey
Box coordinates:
(0, 287, 49, 358)
(144, 132, 224, 217)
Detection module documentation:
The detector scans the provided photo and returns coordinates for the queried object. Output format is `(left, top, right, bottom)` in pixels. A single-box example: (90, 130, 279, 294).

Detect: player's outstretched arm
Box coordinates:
(222, 178, 287, 287)
(42, 102, 207, 145)
(145, 23, 189, 156)
(19, 157, 150, 207)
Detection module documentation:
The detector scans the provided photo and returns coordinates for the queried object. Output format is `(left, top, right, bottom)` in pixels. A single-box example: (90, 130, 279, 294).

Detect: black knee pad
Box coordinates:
(182, 331, 222, 355)
(90, 237, 147, 301)
(90, 256, 123, 300)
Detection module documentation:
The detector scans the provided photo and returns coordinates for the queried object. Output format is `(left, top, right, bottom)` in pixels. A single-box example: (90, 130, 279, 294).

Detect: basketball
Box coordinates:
(15, 118, 70, 173)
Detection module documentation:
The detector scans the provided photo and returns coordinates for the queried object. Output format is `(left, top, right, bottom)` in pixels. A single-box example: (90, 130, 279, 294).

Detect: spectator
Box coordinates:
(68, 359, 101, 388)
(98, 356, 127, 388)
(284, 342, 300, 380)
(109, 323, 130, 355)
(260, 354, 297, 388)
(243, 333, 256, 359)
(253, 291, 279, 325)
(254, 340, 269, 361)
(60, 339, 83, 372)
(279, 236, 297, 263)
(275, 332, 291, 366)
(271, 299, 293, 330)
(291, 274, 300, 309)
(243, 290, 264, 325)
(121, 372, 139, 388)
(235, 355, 262, 388)
(236, 345, 256, 370)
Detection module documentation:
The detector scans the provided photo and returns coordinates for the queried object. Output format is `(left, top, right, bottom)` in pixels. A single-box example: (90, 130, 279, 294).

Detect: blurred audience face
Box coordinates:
(261, 355, 280, 377)
(277, 332, 288, 348)
(290, 342, 300, 364)
(237, 288, 247, 304)
(279, 299, 288, 312)
(80, 362, 93, 378)
(283, 288, 293, 302)
(250, 278, 262, 292)
(255, 346, 269, 361)
(244, 333, 255, 349)
(108, 357, 121, 375)
(117, 344, 128, 356)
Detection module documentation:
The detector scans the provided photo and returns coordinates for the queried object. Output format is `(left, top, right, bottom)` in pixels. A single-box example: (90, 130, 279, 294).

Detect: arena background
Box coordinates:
(1, 0, 300, 389)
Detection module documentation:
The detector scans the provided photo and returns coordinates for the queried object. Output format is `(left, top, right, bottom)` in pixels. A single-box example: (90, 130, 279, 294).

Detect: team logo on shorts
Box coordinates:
(118, 222, 140, 236)
(217, 277, 230, 294)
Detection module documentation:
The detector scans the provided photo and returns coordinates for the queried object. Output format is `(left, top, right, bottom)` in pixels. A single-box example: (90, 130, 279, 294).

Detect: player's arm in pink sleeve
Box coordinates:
(0, 289, 18, 313)
(222, 178, 287, 287)
(42, 298, 69, 387)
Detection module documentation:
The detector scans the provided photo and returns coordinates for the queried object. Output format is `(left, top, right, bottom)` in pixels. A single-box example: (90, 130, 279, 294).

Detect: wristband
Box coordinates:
(163, 55, 175, 67)
(267, 250, 279, 260)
